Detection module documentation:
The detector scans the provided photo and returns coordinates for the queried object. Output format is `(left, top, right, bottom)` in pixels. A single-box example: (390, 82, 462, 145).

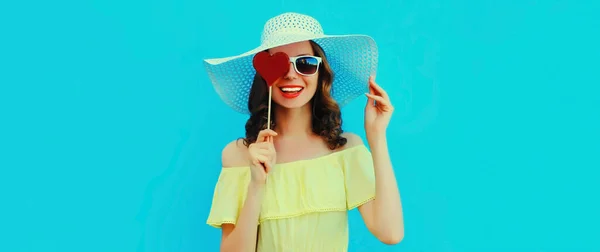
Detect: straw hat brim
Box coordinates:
(203, 34, 378, 115)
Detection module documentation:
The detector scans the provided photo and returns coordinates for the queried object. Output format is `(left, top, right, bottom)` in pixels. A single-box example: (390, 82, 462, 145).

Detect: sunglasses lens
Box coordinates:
(295, 57, 319, 75)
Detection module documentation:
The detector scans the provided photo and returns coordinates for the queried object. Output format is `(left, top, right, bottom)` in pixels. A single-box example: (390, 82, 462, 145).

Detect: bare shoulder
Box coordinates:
(221, 139, 250, 168)
(340, 132, 365, 150)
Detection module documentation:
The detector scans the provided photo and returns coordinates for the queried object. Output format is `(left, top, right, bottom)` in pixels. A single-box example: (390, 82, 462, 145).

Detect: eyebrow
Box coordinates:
(295, 53, 313, 56)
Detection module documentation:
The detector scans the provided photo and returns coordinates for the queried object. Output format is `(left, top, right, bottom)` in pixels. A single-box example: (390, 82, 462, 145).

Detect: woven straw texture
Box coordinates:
(203, 12, 378, 114)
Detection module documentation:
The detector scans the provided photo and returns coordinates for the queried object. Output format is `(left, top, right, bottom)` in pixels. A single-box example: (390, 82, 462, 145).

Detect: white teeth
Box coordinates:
(281, 87, 303, 92)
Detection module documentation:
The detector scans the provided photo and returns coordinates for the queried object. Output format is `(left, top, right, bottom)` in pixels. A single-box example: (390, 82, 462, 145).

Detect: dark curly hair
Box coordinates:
(241, 40, 347, 150)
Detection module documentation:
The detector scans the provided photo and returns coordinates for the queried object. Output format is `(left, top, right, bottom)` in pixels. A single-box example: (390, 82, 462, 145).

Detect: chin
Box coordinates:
(273, 97, 312, 109)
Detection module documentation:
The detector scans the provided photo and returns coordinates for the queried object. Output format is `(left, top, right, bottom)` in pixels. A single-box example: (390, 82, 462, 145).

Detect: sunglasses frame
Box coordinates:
(289, 55, 322, 76)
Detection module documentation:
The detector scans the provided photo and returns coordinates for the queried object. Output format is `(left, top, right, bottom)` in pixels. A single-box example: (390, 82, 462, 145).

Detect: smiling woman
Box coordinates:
(244, 40, 342, 148)
(202, 12, 404, 252)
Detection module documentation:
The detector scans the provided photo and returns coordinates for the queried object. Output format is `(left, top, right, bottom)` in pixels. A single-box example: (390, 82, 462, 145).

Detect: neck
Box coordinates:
(273, 103, 314, 138)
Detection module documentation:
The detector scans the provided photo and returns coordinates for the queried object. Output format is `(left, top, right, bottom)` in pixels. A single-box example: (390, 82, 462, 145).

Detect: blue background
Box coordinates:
(1, 0, 599, 251)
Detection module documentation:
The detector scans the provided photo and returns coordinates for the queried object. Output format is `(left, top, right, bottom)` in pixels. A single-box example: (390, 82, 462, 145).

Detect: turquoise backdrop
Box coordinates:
(1, 0, 599, 251)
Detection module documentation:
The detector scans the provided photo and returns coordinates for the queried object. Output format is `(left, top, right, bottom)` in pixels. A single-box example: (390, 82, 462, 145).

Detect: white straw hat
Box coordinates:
(203, 12, 379, 114)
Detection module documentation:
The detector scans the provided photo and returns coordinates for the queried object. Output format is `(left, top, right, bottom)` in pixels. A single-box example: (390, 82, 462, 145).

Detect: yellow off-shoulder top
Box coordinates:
(206, 144, 376, 252)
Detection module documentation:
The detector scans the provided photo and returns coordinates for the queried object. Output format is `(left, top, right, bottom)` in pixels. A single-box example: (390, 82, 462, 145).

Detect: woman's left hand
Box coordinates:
(364, 76, 394, 139)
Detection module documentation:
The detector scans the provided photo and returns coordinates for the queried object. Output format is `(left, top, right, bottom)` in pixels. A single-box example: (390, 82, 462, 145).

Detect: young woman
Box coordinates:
(203, 12, 404, 252)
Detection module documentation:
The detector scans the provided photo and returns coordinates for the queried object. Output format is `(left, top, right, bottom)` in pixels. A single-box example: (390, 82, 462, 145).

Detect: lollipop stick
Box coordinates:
(267, 85, 272, 130)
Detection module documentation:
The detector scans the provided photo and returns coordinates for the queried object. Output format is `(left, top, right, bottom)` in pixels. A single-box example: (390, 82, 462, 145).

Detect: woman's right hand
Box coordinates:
(248, 129, 278, 184)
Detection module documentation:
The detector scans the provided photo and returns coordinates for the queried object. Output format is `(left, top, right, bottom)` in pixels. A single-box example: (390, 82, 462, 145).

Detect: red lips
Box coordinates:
(252, 51, 290, 86)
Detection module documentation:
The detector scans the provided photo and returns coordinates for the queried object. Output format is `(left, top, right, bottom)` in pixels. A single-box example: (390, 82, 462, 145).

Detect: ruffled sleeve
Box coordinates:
(206, 167, 251, 228)
(341, 145, 376, 210)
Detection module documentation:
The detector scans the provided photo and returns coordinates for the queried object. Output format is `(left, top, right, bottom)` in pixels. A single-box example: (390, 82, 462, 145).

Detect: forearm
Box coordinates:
(221, 182, 265, 252)
(368, 134, 404, 239)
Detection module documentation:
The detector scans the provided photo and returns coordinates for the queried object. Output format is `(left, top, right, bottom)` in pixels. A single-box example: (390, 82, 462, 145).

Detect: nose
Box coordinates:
(284, 61, 298, 79)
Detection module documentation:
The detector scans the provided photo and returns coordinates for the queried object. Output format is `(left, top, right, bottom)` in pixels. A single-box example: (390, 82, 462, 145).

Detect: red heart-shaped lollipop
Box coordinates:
(252, 51, 290, 86)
